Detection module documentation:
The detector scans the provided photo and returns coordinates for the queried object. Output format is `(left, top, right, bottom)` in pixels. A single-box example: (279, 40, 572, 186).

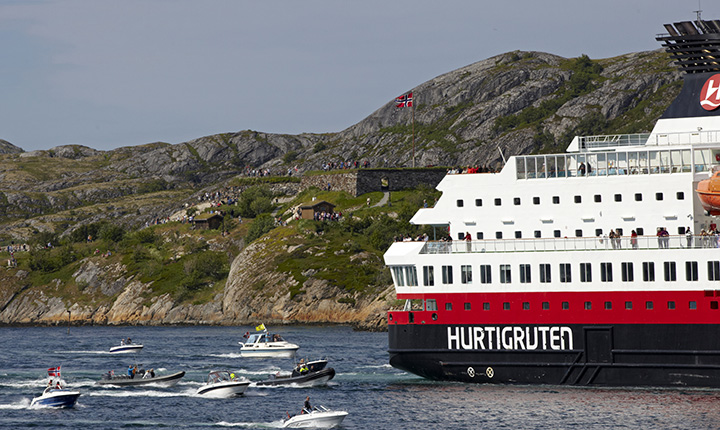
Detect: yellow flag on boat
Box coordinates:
(255, 323, 266, 332)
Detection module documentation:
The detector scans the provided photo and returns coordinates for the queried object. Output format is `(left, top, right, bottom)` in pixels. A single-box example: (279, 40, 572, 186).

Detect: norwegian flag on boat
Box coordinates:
(395, 92, 413, 108)
(47, 366, 61, 377)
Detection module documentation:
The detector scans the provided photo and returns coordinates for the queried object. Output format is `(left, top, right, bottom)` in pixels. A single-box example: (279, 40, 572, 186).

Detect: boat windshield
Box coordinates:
(207, 371, 231, 383)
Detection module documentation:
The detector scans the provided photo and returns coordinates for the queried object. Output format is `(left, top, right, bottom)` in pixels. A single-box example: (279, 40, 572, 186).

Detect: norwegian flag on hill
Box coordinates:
(395, 92, 413, 108)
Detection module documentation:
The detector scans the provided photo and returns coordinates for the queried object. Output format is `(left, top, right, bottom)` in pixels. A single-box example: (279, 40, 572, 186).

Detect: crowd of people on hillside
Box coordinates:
(321, 160, 371, 171)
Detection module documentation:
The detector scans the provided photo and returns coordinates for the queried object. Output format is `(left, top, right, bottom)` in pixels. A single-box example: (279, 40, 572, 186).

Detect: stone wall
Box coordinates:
(299, 168, 447, 196)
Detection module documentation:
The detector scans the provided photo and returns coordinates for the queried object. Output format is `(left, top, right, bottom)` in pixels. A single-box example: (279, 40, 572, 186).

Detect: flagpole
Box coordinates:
(412, 95, 415, 168)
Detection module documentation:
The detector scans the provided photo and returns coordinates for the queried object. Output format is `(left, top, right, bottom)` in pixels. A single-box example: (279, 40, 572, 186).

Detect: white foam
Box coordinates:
(0, 398, 31, 409)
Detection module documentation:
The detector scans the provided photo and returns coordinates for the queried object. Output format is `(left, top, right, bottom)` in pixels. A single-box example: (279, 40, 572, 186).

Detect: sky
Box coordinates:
(1, 0, 718, 152)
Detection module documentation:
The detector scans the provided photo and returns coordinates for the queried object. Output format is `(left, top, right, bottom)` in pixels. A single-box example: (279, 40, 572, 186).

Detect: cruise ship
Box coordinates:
(383, 18, 720, 387)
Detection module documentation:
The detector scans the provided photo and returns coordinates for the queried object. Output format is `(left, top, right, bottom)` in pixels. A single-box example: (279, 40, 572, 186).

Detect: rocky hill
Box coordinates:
(0, 49, 682, 328)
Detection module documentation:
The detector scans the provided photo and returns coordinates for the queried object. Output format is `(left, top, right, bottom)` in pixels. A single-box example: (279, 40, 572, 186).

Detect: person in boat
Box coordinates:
(126, 337, 132, 345)
(143, 368, 155, 379)
(120, 338, 125, 346)
(302, 396, 312, 414)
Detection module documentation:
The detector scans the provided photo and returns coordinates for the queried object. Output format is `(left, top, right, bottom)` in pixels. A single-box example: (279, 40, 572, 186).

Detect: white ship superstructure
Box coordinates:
(384, 17, 720, 386)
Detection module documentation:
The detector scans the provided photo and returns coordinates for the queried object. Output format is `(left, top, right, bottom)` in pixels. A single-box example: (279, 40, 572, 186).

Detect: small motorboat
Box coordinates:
(196, 370, 250, 398)
(282, 405, 348, 428)
(238, 325, 299, 358)
(256, 359, 335, 387)
(96, 369, 185, 387)
(31, 373, 80, 409)
(110, 338, 143, 354)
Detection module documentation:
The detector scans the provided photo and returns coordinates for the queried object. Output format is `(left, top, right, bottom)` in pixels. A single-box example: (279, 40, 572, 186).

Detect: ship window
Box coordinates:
(646, 301, 654, 310)
(600, 262, 613, 282)
(392, 267, 405, 286)
(553, 230, 561, 238)
(483, 302, 490, 311)
(519, 264, 531, 283)
(705, 290, 714, 297)
(442, 265, 453, 284)
(476, 232, 484, 240)
(584, 301, 592, 310)
(553, 196, 560, 204)
(616, 228, 623, 236)
(475, 198, 482, 207)
(534, 230, 541, 238)
(542, 302, 549, 310)
(464, 302, 471, 310)
(580, 263, 592, 282)
(457, 233, 465, 240)
(562, 301, 569, 310)
(667, 301, 675, 310)
(678, 227, 686, 235)
(677, 191, 684, 200)
(621, 262, 634, 282)
(461, 265, 472, 284)
(625, 301, 632, 310)
(560, 263, 571, 283)
(575, 229, 582, 237)
(445, 302, 452, 311)
(712, 301, 719, 310)
(643, 262, 655, 282)
(686, 261, 699, 281)
(533, 196, 540, 205)
(539, 264, 551, 283)
(594, 194, 602, 203)
(457, 199, 464, 207)
(426, 299, 438, 311)
(480, 265, 492, 284)
(496, 232, 503, 239)
(690, 301, 697, 310)
(635, 193, 642, 201)
(515, 231, 522, 239)
(503, 302, 510, 310)
(604, 301, 612, 310)
(514, 197, 521, 206)
(614, 194, 622, 202)
(709, 261, 720, 281)
(423, 266, 434, 286)
(495, 198, 502, 206)
(405, 266, 418, 286)
(500, 265, 511, 284)
(656, 192, 664, 201)
(595, 228, 603, 237)
(637, 228, 644, 236)
(574, 195, 582, 204)
(664, 261, 677, 281)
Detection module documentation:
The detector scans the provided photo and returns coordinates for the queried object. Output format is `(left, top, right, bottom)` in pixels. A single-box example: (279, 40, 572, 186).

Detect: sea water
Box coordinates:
(1, 325, 719, 429)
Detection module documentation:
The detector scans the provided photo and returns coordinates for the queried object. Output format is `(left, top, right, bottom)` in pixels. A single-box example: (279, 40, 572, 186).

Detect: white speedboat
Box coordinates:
(31, 379, 80, 408)
(110, 339, 143, 354)
(196, 371, 250, 398)
(238, 330, 299, 358)
(283, 406, 348, 428)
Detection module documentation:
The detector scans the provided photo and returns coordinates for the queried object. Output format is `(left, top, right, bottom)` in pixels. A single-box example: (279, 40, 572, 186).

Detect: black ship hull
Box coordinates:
(389, 323, 720, 387)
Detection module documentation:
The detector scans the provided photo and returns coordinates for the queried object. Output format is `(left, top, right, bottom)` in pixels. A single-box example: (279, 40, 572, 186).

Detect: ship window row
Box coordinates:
(460, 226, 699, 240)
(411, 298, 719, 312)
(448, 300, 706, 311)
(460, 191, 684, 208)
(407, 261, 720, 287)
(513, 148, 711, 180)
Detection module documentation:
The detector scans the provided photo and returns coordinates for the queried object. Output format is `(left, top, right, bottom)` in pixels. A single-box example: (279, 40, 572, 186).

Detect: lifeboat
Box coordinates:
(696, 170, 720, 215)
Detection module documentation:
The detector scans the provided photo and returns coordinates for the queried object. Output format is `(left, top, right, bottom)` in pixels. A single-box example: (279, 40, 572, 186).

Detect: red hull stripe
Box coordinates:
(391, 290, 720, 325)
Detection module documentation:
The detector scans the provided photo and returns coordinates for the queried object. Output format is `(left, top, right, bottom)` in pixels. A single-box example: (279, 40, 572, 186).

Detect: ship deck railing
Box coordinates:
(419, 234, 714, 254)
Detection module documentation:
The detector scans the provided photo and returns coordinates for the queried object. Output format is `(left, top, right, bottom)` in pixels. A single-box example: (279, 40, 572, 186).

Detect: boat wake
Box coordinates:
(0, 399, 31, 409)
(216, 420, 284, 428)
(87, 388, 196, 398)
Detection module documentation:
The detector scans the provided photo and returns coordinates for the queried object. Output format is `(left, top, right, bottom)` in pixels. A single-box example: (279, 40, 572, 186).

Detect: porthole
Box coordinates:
(432, 313, 438, 321)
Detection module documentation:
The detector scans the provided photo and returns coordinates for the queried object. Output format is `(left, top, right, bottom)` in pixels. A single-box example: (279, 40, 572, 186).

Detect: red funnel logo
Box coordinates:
(700, 74, 720, 111)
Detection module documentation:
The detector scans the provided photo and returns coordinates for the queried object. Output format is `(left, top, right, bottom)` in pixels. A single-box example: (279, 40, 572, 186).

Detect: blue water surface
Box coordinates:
(1, 325, 719, 429)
